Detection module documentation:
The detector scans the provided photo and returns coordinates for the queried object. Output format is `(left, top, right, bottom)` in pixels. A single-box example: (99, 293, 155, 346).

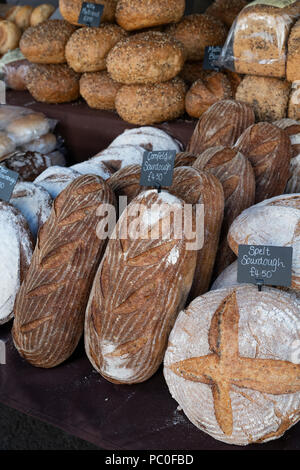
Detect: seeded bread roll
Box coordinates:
(59, 0, 117, 25)
(166, 14, 228, 61)
(14, 6, 33, 31)
(30, 4, 56, 26)
(80, 71, 122, 110)
(235, 76, 291, 122)
(205, 0, 247, 27)
(115, 78, 186, 125)
(0, 20, 22, 55)
(26, 64, 80, 104)
(106, 32, 185, 85)
(179, 61, 207, 85)
(66, 24, 128, 73)
(20, 20, 76, 64)
(115, 0, 185, 31)
(185, 72, 233, 118)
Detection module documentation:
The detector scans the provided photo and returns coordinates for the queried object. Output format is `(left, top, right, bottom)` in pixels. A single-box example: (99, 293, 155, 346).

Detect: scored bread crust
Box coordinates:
(84, 190, 197, 384)
(164, 285, 300, 445)
(12, 175, 116, 368)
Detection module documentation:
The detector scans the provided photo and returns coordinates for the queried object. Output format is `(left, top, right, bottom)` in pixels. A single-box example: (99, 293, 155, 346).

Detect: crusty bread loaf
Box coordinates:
(185, 72, 233, 118)
(187, 100, 255, 154)
(287, 18, 300, 82)
(59, 0, 117, 25)
(107, 164, 141, 206)
(109, 126, 181, 152)
(288, 82, 300, 120)
(14, 5, 33, 31)
(26, 64, 80, 104)
(235, 122, 292, 203)
(80, 71, 122, 110)
(174, 152, 198, 167)
(115, 78, 186, 125)
(71, 160, 113, 180)
(30, 4, 56, 26)
(166, 14, 228, 61)
(228, 194, 300, 290)
(66, 24, 128, 73)
(34, 166, 81, 199)
(233, 2, 300, 77)
(0, 132, 16, 160)
(164, 285, 300, 445)
(92, 144, 145, 172)
(0, 20, 22, 55)
(20, 20, 76, 64)
(274, 118, 300, 194)
(179, 61, 208, 85)
(205, 0, 247, 27)
(236, 76, 291, 122)
(84, 189, 197, 384)
(106, 32, 185, 85)
(12, 175, 116, 368)
(193, 147, 255, 277)
(115, 0, 185, 31)
(3, 151, 52, 182)
(3, 59, 30, 91)
(0, 201, 33, 325)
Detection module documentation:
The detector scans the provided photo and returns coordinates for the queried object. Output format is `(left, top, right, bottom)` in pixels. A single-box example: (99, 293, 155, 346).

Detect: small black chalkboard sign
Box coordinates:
(237, 245, 293, 288)
(0, 165, 18, 202)
(78, 2, 104, 27)
(203, 46, 223, 71)
(140, 150, 176, 188)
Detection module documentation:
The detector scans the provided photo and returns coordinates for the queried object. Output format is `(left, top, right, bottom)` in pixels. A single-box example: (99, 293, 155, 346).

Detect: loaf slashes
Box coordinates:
(228, 194, 300, 290)
(12, 175, 115, 368)
(85, 190, 197, 384)
(164, 285, 300, 445)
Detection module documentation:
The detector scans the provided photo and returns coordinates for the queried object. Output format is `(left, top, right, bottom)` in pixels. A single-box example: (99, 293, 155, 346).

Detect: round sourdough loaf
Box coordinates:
(166, 14, 228, 61)
(0, 20, 22, 55)
(71, 159, 113, 180)
(59, 0, 117, 25)
(106, 32, 185, 85)
(92, 144, 145, 172)
(80, 71, 122, 110)
(0, 201, 33, 325)
(26, 64, 80, 104)
(3, 151, 53, 182)
(34, 166, 81, 199)
(109, 127, 181, 152)
(30, 4, 56, 26)
(20, 20, 76, 64)
(0, 132, 16, 160)
(115, 78, 186, 125)
(66, 24, 128, 73)
(115, 0, 185, 31)
(164, 285, 300, 445)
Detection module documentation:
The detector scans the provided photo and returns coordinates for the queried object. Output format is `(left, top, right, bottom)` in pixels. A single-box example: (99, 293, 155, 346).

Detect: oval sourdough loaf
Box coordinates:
(12, 175, 116, 368)
(193, 147, 255, 277)
(164, 285, 300, 445)
(274, 118, 300, 194)
(174, 152, 198, 167)
(187, 100, 255, 155)
(34, 166, 81, 199)
(108, 127, 181, 152)
(85, 190, 197, 384)
(235, 122, 292, 203)
(3, 151, 53, 182)
(228, 194, 300, 290)
(0, 201, 33, 325)
(107, 164, 141, 205)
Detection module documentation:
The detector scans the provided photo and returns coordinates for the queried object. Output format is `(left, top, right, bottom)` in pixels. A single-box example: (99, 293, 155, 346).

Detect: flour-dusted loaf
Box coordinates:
(228, 194, 300, 290)
(193, 147, 255, 276)
(3, 151, 53, 182)
(71, 160, 113, 180)
(164, 285, 300, 445)
(34, 166, 81, 199)
(107, 164, 141, 206)
(274, 118, 300, 194)
(187, 100, 255, 155)
(108, 127, 181, 152)
(85, 190, 197, 384)
(12, 175, 116, 368)
(10, 182, 52, 239)
(235, 122, 292, 203)
(0, 202, 33, 325)
(92, 145, 146, 173)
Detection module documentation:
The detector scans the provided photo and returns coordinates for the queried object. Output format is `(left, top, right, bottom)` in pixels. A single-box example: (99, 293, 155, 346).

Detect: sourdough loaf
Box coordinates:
(108, 127, 181, 152)
(80, 72, 122, 110)
(34, 166, 81, 199)
(287, 18, 300, 82)
(274, 118, 300, 194)
(13, 175, 116, 368)
(3, 151, 53, 182)
(107, 164, 141, 206)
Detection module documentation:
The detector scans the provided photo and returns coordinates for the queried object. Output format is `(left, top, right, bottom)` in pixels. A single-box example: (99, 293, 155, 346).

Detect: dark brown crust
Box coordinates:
(205, 0, 247, 27)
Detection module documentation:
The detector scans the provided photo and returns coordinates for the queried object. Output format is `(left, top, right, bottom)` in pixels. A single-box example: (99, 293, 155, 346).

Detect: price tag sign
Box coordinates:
(78, 2, 104, 27)
(203, 46, 222, 71)
(140, 150, 176, 188)
(0, 165, 18, 202)
(237, 245, 293, 288)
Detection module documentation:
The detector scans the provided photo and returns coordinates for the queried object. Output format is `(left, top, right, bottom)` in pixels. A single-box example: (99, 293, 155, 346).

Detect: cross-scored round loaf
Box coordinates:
(164, 285, 300, 445)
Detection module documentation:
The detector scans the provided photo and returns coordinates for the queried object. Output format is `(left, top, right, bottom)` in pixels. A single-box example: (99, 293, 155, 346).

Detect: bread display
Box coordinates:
(115, 78, 186, 125)
(26, 64, 80, 104)
(115, 0, 185, 31)
(30, 4, 56, 26)
(179, 61, 207, 86)
(166, 14, 228, 61)
(109, 127, 181, 152)
(274, 118, 300, 194)
(235, 76, 291, 122)
(80, 71, 122, 110)
(187, 100, 255, 154)
(106, 32, 185, 85)
(185, 72, 233, 118)
(287, 18, 300, 82)
(85, 190, 197, 384)
(235, 122, 292, 203)
(0, 20, 22, 55)
(20, 20, 76, 64)
(13, 175, 115, 368)
(205, 0, 247, 27)
(174, 152, 198, 167)
(0, 201, 33, 325)
(3, 59, 30, 91)
(10, 182, 52, 239)
(59, 0, 117, 25)
(232, 2, 300, 77)
(193, 147, 255, 277)
(66, 24, 128, 73)
(228, 194, 300, 290)
(164, 285, 300, 445)
(34, 166, 81, 199)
